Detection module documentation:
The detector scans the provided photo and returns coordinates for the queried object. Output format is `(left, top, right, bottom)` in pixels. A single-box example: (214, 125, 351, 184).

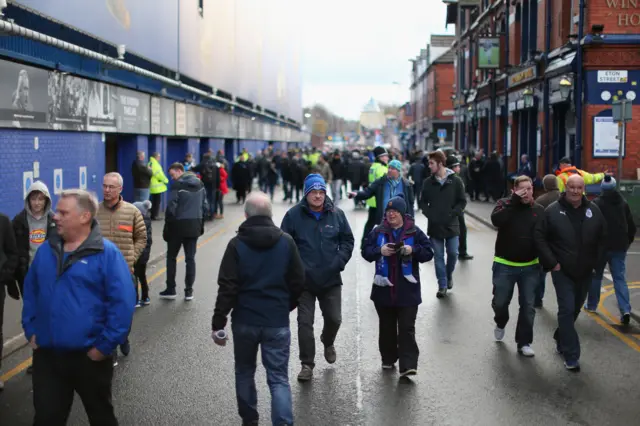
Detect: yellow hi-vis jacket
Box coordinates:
(555, 166, 605, 192)
(149, 157, 169, 194)
(367, 162, 388, 208)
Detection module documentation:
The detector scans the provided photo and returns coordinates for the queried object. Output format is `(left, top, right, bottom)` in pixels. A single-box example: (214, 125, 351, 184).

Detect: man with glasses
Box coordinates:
(97, 172, 147, 363)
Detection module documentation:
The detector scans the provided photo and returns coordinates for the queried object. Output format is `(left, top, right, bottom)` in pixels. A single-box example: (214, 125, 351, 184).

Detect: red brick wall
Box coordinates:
(584, 45, 640, 68)
(537, 0, 547, 54)
(583, 104, 640, 179)
(435, 64, 455, 119)
(509, 6, 522, 65)
(587, 0, 640, 33)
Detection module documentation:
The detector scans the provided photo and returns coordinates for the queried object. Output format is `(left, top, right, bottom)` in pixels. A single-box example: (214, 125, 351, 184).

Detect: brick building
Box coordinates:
(409, 35, 456, 151)
(444, 0, 640, 181)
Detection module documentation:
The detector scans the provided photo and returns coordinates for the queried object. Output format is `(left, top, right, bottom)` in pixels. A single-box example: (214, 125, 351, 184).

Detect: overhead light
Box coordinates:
(522, 87, 534, 106)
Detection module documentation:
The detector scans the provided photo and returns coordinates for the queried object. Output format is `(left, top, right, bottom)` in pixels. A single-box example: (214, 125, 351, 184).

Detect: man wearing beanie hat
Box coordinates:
(362, 194, 433, 377)
(281, 174, 355, 381)
(360, 147, 390, 248)
(585, 175, 636, 325)
(349, 159, 414, 227)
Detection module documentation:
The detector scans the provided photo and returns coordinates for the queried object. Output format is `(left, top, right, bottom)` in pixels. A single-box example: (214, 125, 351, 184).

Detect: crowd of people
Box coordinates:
(0, 142, 635, 426)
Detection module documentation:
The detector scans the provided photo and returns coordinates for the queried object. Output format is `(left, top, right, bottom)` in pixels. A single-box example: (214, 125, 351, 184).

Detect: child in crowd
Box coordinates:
(133, 200, 153, 307)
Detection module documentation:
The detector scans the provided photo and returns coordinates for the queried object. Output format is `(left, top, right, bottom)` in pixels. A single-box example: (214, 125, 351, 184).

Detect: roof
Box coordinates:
(432, 47, 456, 64)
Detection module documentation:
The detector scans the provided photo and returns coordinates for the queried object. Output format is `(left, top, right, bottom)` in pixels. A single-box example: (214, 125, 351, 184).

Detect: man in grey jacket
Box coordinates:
(160, 163, 207, 301)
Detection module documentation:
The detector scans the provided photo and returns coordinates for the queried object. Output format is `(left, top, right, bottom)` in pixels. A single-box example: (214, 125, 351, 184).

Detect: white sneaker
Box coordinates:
(518, 345, 535, 357)
(494, 327, 505, 341)
(381, 363, 394, 370)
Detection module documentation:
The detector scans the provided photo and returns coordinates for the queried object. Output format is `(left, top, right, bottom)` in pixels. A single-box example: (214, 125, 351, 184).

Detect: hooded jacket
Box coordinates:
(362, 215, 433, 307)
(354, 176, 415, 224)
(535, 175, 561, 209)
(593, 190, 636, 251)
(281, 197, 355, 294)
(21, 221, 135, 355)
(163, 172, 207, 240)
(420, 169, 467, 239)
(12, 181, 57, 291)
(212, 216, 305, 330)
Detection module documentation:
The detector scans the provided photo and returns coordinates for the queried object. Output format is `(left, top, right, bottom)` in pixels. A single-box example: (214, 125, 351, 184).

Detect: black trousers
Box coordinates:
(361, 207, 378, 248)
(166, 237, 198, 291)
(374, 304, 419, 371)
(0, 284, 4, 368)
(458, 213, 468, 256)
(150, 193, 162, 220)
(133, 259, 149, 301)
(32, 348, 117, 426)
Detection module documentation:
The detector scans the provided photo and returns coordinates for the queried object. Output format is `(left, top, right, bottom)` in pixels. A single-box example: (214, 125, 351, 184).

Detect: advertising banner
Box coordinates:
(186, 104, 200, 136)
(202, 108, 216, 137)
(48, 72, 89, 131)
(0, 61, 49, 129)
(115, 87, 150, 134)
(214, 110, 232, 138)
(151, 97, 161, 134)
(87, 81, 118, 132)
(160, 98, 176, 136)
(175, 103, 187, 136)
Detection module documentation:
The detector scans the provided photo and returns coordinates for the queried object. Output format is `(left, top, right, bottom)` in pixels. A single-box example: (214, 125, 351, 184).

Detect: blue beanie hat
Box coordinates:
(304, 174, 327, 197)
(388, 159, 403, 172)
(385, 193, 407, 215)
(601, 175, 616, 191)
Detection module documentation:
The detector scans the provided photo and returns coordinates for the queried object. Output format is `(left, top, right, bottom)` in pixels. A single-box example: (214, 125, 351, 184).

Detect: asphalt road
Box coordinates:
(1, 195, 640, 425)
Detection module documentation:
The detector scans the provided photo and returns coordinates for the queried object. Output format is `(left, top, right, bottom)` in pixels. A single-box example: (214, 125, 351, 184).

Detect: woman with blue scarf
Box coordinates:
(362, 194, 433, 378)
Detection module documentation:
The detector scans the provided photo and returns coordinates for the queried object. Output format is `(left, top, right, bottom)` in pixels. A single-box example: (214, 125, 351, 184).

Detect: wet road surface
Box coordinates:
(1, 195, 639, 425)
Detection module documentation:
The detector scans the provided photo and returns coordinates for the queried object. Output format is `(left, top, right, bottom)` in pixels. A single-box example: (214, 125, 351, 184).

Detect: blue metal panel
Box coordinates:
(585, 70, 640, 105)
(166, 138, 187, 169)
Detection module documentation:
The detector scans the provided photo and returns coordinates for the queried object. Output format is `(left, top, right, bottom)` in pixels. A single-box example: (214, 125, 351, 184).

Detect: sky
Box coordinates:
(301, 0, 453, 121)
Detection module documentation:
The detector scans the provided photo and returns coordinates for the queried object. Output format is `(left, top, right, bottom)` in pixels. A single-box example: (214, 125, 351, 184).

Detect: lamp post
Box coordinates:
(559, 77, 572, 101)
(522, 87, 534, 108)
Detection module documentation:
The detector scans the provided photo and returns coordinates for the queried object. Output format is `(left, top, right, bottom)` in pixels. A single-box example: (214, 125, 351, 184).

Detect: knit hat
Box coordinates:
(446, 156, 460, 168)
(133, 200, 152, 216)
(388, 159, 403, 172)
(601, 175, 616, 191)
(304, 174, 327, 197)
(373, 146, 388, 158)
(385, 194, 407, 215)
(559, 156, 572, 165)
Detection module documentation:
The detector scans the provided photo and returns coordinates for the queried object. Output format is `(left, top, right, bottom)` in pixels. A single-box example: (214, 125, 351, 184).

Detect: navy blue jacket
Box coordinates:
(212, 216, 305, 330)
(362, 216, 433, 307)
(164, 172, 207, 240)
(22, 221, 135, 355)
(281, 198, 355, 294)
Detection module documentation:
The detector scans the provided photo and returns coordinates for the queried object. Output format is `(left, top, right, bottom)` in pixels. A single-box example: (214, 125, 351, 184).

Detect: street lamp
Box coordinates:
(304, 113, 311, 118)
(522, 87, 534, 108)
(559, 77, 572, 100)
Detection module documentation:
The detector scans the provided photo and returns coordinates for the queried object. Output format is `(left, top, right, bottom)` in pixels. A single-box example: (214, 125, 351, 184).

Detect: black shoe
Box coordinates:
(534, 302, 543, 309)
(159, 289, 177, 300)
(26, 365, 33, 375)
(447, 278, 453, 290)
(436, 288, 447, 298)
(185, 288, 194, 301)
(459, 253, 474, 260)
(622, 313, 631, 325)
(120, 339, 131, 356)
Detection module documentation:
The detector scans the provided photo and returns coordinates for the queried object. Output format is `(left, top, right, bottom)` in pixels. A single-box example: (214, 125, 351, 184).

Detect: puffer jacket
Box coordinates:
(163, 172, 207, 240)
(97, 197, 147, 270)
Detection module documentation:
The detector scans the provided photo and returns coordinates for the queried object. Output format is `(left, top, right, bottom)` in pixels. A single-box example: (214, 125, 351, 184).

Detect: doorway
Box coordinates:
(105, 134, 118, 173)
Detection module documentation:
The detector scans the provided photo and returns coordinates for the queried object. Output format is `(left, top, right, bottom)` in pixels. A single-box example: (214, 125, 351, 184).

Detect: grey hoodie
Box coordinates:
(25, 181, 53, 265)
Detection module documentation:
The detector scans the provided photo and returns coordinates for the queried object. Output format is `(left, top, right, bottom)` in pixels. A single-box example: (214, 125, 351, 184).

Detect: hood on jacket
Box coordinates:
(25, 180, 52, 217)
(237, 216, 283, 250)
(599, 189, 624, 205)
(133, 200, 152, 217)
(176, 172, 204, 188)
(542, 174, 558, 191)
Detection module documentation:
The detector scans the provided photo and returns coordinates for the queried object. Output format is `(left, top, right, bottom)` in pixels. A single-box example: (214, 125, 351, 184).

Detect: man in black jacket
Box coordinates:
(160, 163, 207, 301)
(534, 175, 607, 371)
(131, 151, 153, 202)
(585, 176, 636, 324)
(490, 176, 544, 357)
(212, 192, 305, 426)
(193, 152, 219, 221)
(420, 151, 467, 298)
(446, 156, 473, 260)
(281, 174, 355, 382)
(0, 211, 18, 391)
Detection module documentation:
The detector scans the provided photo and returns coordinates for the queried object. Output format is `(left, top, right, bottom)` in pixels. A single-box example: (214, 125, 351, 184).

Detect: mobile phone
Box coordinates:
(392, 241, 404, 250)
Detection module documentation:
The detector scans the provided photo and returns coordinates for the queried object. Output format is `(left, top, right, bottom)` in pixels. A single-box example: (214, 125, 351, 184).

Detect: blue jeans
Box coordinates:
(535, 270, 547, 306)
(491, 262, 539, 347)
(232, 323, 293, 426)
(133, 188, 150, 203)
(551, 270, 590, 363)
(431, 236, 459, 289)
(204, 183, 216, 218)
(587, 251, 631, 315)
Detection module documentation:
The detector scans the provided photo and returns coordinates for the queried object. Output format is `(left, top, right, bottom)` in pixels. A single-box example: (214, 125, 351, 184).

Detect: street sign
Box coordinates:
(613, 100, 633, 122)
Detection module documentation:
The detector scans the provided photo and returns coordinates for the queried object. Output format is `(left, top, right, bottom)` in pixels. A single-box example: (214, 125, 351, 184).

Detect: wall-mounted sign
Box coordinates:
(509, 66, 537, 87)
(597, 70, 628, 83)
(477, 37, 501, 70)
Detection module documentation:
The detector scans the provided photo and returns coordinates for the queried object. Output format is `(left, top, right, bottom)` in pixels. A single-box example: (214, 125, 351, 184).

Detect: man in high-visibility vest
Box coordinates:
(361, 146, 389, 247)
(555, 156, 605, 192)
(149, 152, 169, 220)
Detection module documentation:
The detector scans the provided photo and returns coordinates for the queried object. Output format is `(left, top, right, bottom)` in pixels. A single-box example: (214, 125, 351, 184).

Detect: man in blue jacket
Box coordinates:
(22, 189, 135, 425)
(281, 174, 355, 382)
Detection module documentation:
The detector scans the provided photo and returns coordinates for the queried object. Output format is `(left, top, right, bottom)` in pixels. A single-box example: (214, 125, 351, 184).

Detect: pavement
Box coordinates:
(2, 192, 640, 425)
(0, 214, 224, 360)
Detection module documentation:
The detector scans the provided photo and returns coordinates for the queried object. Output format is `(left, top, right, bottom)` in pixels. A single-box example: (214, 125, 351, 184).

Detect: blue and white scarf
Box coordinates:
(374, 232, 418, 287)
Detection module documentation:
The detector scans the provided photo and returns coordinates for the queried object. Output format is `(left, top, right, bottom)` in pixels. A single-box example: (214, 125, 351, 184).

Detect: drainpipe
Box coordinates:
(543, 0, 552, 173)
(503, 7, 510, 195)
(574, 0, 586, 168)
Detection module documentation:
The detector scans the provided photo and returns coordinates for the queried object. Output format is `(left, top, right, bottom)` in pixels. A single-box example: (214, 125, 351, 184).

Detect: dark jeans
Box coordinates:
(133, 260, 149, 301)
(0, 284, 4, 368)
(374, 304, 419, 371)
(204, 183, 216, 219)
(232, 323, 293, 426)
(282, 179, 291, 200)
(32, 349, 117, 426)
(361, 207, 378, 248)
(150, 193, 162, 220)
(166, 237, 198, 292)
(297, 287, 342, 367)
(551, 270, 590, 363)
(535, 270, 547, 306)
(458, 213, 468, 256)
(215, 191, 225, 215)
(491, 262, 539, 347)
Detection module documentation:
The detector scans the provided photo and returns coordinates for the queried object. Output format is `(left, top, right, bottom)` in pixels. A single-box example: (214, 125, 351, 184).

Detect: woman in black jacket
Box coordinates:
(134, 200, 153, 307)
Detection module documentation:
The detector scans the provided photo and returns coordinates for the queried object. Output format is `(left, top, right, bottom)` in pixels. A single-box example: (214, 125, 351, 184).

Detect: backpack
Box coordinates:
(201, 159, 217, 183)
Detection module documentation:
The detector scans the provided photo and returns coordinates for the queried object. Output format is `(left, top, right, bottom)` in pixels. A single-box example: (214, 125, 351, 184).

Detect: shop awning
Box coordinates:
(545, 52, 576, 78)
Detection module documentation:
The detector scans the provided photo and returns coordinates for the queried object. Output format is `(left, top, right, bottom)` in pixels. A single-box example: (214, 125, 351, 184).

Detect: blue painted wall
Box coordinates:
(0, 129, 104, 218)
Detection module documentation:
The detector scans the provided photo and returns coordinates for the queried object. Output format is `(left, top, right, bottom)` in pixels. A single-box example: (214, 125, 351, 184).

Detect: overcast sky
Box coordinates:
(301, 0, 453, 121)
